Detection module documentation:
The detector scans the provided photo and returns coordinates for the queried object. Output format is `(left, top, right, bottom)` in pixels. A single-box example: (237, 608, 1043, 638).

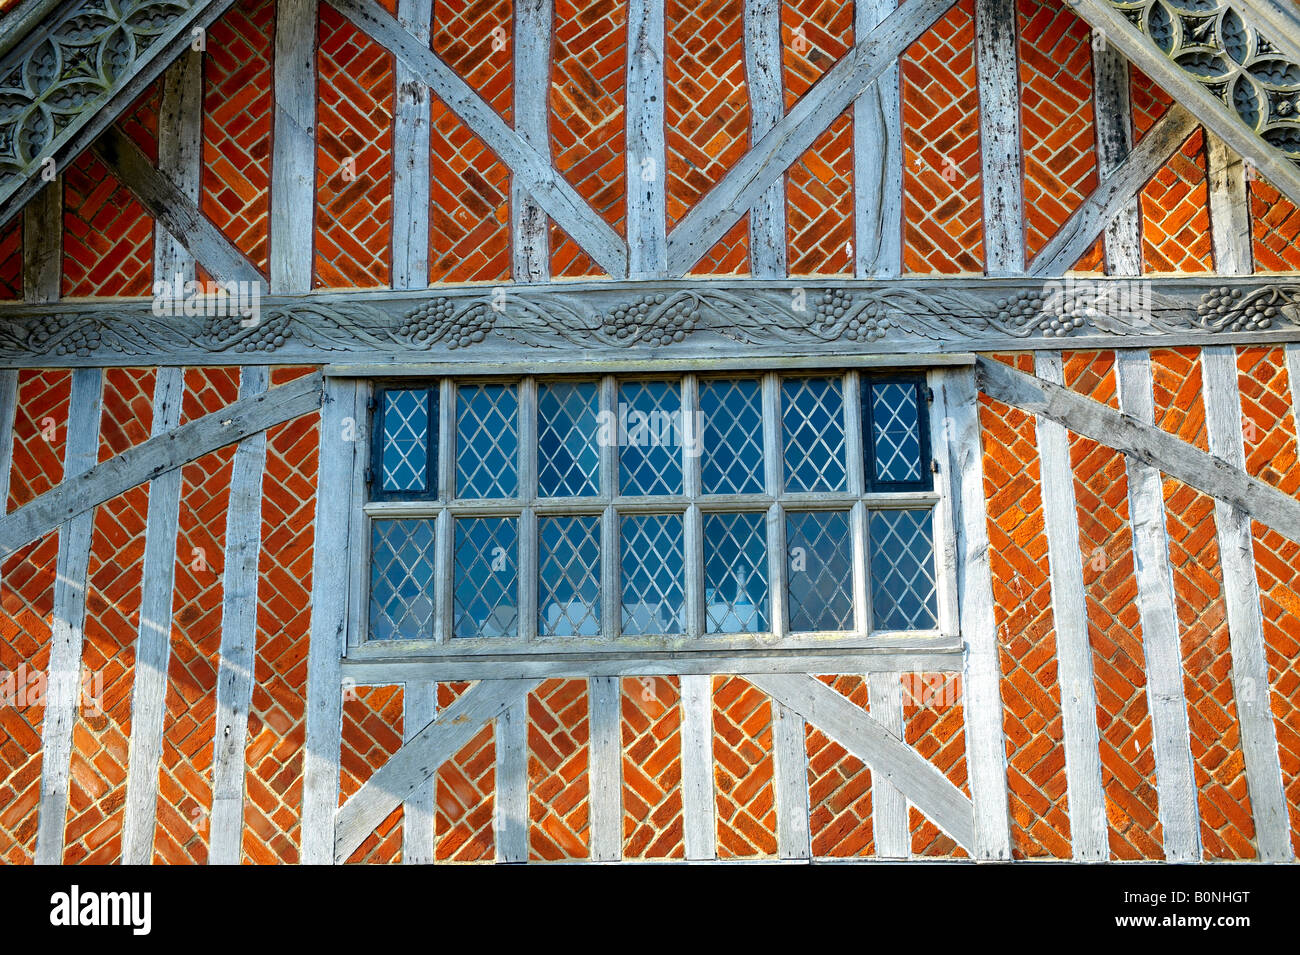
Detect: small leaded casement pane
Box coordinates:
(781, 376, 847, 492)
(453, 517, 519, 637)
(699, 378, 764, 495)
(785, 510, 854, 632)
(369, 519, 437, 640)
(538, 516, 601, 636)
(617, 380, 684, 496)
(538, 381, 600, 497)
(863, 377, 932, 492)
(869, 509, 938, 631)
(373, 386, 437, 499)
(620, 512, 685, 634)
(457, 383, 519, 499)
(703, 511, 769, 633)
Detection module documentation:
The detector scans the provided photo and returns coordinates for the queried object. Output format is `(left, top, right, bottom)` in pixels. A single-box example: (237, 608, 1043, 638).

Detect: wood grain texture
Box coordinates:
(588, 675, 623, 861)
(494, 696, 528, 862)
(771, 701, 810, 859)
(868, 671, 909, 857)
(744, 0, 786, 279)
(974, 0, 1025, 275)
(679, 673, 716, 859)
(391, 0, 433, 290)
(626, 0, 666, 278)
(401, 684, 436, 864)
(153, 48, 204, 285)
(1091, 43, 1142, 274)
(511, 0, 552, 282)
(271, 0, 318, 294)
(21, 178, 62, 303)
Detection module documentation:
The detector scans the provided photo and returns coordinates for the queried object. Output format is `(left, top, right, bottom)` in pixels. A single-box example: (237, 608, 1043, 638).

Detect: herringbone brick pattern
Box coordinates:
(621, 676, 684, 859)
(339, 684, 403, 864)
(901, 0, 983, 274)
(435, 0, 512, 122)
(153, 367, 240, 864)
(905, 672, 969, 857)
(528, 678, 589, 860)
(783, 0, 852, 276)
(62, 369, 154, 864)
(979, 353, 1071, 859)
(1064, 350, 1163, 860)
(241, 367, 319, 864)
(202, 0, 274, 276)
(7, 370, 70, 510)
(435, 681, 495, 861)
(1248, 178, 1300, 273)
(550, 0, 627, 277)
(1235, 347, 1300, 855)
(712, 676, 777, 857)
(0, 216, 19, 299)
(667, 0, 749, 274)
(805, 674, 874, 858)
(1151, 348, 1256, 859)
(687, 218, 749, 276)
(315, 4, 393, 289)
(1017, 0, 1101, 269)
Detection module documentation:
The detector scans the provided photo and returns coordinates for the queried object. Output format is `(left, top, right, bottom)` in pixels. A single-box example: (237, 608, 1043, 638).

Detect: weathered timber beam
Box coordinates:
(0, 372, 323, 556)
(1238, 0, 1300, 65)
(92, 127, 265, 287)
(665, 0, 954, 276)
(974, 356, 1300, 546)
(333, 678, 541, 863)
(747, 673, 976, 851)
(1030, 104, 1199, 276)
(325, 0, 628, 279)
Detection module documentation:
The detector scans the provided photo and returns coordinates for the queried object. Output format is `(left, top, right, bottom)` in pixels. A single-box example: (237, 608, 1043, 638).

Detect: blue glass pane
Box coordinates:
(782, 377, 846, 492)
(618, 380, 683, 496)
(454, 518, 519, 637)
(620, 513, 684, 634)
(381, 389, 430, 493)
(870, 382, 924, 484)
(539, 516, 601, 636)
(538, 382, 600, 497)
(870, 509, 937, 631)
(700, 379, 764, 495)
(786, 511, 853, 632)
(457, 383, 519, 498)
(703, 511, 768, 633)
(369, 519, 436, 639)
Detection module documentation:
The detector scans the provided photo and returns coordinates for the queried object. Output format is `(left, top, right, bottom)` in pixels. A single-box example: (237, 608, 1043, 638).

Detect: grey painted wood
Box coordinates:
(1091, 44, 1142, 274)
(153, 48, 204, 285)
(333, 678, 540, 862)
(743, 0, 786, 279)
(588, 675, 622, 861)
(302, 379, 364, 864)
(936, 367, 1011, 860)
(867, 671, 909, 858)
(327, 0, 627, 278)
(1207, 133, 1254, 277)
(679, 673, 716, 859)
(0, 373, 323, 556)
(391, 0, 433, 291)
(666, 0, 953, 275)
(1031, 352, 1108, 862)
(21, 178, 62, 303)
(771, 701, 810, 860)
(1201, 346, 1292, 861)
(93, 127, 264, 287)
(34, 367, 101, 865)
(626, 0, 666, 278)
(494, 696, 529, 863)
(974, 0, 1024, 275)
(271, 0, 318, 294)
(1030, 105, 1199, 276)
(854, 0, 903, 278)
(1240, 0, 1300, 64)
(1114, 350, 1201, 862)
(401, 683, 436, 864)
(120, 366, 185, 865)
(748, 673, 975, 852)
(511, 0, 552, 281)
(0, 370, 16, 506)
(0, 0, 65, 61)
(977, 355, 1300, 545)
(208, 367, 270, 865)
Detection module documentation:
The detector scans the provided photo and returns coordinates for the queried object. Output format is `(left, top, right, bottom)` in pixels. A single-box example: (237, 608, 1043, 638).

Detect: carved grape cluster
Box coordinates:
(845, 301, 892, 343)
(602, 294, 699, 346)
(400, 298, 492, 348)
(30, 316, 101, 357)
(817, 289, 851, 327)
(202, 313, 292, 352)
(993, 290, 1087, 337)
(1198, 286, 1277, 331)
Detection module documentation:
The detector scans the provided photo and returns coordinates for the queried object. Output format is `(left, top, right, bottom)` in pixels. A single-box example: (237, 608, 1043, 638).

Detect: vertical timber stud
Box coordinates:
(743, 0, 786, 278)
(1091, 43, 1142, 274)
(401, 687, 437, 864)
(34, 369, 102, 864)
(680, 673, 717, 860)
(494, 698, 529, 862)
(588, 676, 623, 861)
(271, 0, 318, 294)
(626, 0, 667, 277)
(939, 368, 1011, 860)
(973, 0, 1024, 275)
(1114, 352, 1201, 861)
(1206, 133, 1254, 277)
(392, 0, 432, 289)
(153, 48, 205, 283)
(512, 0, 552, 281)
(854, 0, 903, 277)
(868, 673, 909, 858)
(1034, 353, 1108, 861)
(209, 368, 270, 864)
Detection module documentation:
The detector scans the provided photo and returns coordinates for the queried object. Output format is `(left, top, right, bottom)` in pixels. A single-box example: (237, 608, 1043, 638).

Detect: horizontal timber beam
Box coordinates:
(0, 371, 323, 555)
(975, 356, 1300, 546)
(1, 277, 1299, 367)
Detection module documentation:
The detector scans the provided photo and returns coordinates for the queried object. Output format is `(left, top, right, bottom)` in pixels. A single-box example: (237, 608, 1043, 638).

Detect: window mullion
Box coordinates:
(844, 370, 872, 636)
(599, 375, 619, 640)
(683, 373, 703, 638)
(762, 373, 787, 638)
(519, 377, 538, 642)
(928, 370, 961, 639)
(434, 378, 455, 644)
